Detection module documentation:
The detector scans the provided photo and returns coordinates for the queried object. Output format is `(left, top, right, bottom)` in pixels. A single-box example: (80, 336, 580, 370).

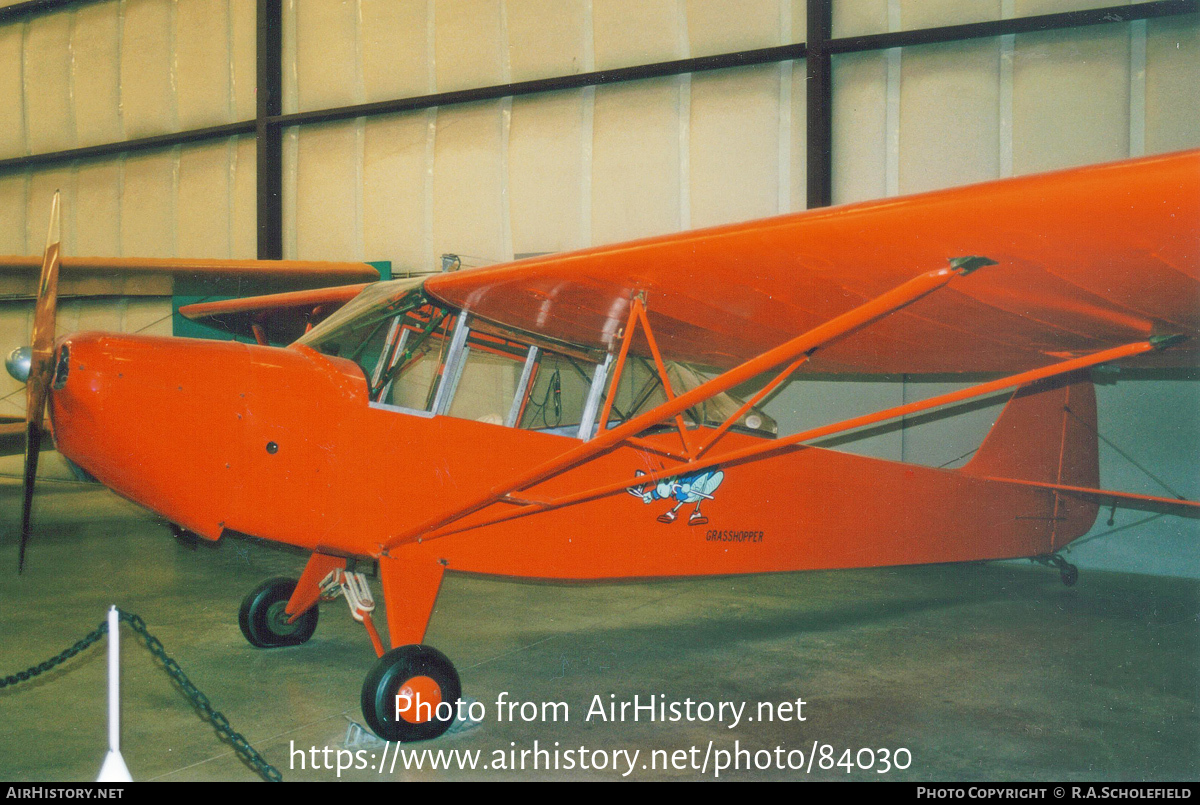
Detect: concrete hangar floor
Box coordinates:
(1, 463, 1196, 782)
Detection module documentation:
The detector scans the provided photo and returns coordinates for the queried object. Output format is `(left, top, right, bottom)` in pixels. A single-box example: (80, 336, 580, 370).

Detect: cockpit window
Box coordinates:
(602, 358, 778, 436)
(444, 335, 526, 424)
(366, 307, 535, 422)
(295, 280, 774, 438)
(374, 307, 454, 412)
(517, 351, 599, 433)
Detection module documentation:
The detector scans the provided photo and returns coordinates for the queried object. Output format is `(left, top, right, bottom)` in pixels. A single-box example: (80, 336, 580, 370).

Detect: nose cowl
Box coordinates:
(49, 331, 254, 539)
(48, 331, 367, 547)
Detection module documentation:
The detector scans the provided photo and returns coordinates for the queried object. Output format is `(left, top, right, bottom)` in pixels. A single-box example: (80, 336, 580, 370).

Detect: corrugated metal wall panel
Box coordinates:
(689, 66, 781, 228)
(898, 40, 1002, 194)
(121, 150, 176, 256)
(362, 113, 432, 274)
(0, 0, 249, 162)
(73, 158, 121, 255)
(293, 0, 360, 112)
(0, 172, 27, 254)
(507, 0, 586, 81)
(120, 0, 177, 140)
(0, 22, 26, 156)
(360, 0, 432, 101)
(177, 140, 234, 258)
(831, 50, 889, 204)
(1146, 14, 1200, 153)
(834, 0, 889, 37)
(24, 10, 74, 154)
(434, 0, 506, 93)
(72, 1, 123, 148)
(687, 0, 786, 56)
(900, 0, 1002, 30)
(175, 0, 236, 131)
(509, 92, 587, 257)
(291, 121, 361, 261)
(591, 79, 683, 244)
(431, 102, 507, 266)
(1013, 24, 1132, 173)
(592, 0, 684, 70)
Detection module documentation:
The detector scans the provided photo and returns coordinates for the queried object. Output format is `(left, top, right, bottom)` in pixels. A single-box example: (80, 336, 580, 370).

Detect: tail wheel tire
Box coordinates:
(1060, 563, 1079, 587)
(362, 644, 461, 742)
(238, 577, 318, 648)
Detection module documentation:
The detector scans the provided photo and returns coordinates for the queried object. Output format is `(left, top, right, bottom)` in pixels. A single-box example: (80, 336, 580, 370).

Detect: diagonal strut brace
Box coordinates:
(424, 336, 1176, 539)
(379, 259, 985, 554)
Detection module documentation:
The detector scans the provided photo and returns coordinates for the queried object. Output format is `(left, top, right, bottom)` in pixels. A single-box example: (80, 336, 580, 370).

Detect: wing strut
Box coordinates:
(421, 336, 1176, 540)
(379, 259, 984, 554)
(975, 477, 1200, 515)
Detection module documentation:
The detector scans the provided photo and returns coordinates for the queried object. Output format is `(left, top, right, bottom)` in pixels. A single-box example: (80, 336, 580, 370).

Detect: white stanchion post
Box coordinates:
(97, 606, 133, 782)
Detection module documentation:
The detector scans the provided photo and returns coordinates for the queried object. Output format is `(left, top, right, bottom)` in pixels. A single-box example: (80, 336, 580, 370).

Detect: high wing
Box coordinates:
(0, 256, 380, 297)
(423, 150, 1200, 374)
(178, 284, 372, 344)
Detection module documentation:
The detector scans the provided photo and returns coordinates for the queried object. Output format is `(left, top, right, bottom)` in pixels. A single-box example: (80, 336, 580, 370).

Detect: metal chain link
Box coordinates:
(1, 609, 282, 782)
(0, 620, 108, 688)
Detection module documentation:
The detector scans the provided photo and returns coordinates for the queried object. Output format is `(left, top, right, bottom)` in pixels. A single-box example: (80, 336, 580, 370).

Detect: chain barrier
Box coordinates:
(1, 609, 282, 782)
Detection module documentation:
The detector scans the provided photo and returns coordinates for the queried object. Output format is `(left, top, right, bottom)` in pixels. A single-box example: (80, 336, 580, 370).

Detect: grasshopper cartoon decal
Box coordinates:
(627, 469, 725, 525)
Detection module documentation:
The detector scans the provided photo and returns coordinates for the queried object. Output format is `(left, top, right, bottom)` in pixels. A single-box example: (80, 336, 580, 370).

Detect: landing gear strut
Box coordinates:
(1034, 554, 1079, 587)
(240, 558, 461, 742)
(238, 577, 319, 647)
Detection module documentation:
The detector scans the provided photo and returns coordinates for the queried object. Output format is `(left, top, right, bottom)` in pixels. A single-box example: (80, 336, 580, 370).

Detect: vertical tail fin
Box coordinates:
(963, 372, 1100, 545)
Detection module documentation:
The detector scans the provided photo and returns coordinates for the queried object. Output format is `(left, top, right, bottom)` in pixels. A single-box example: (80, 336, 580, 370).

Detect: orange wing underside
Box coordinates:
(425, 150, 1200, 374)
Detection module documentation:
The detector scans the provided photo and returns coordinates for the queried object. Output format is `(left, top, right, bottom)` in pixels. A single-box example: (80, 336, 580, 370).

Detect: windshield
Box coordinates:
(295, 276, 427, 361)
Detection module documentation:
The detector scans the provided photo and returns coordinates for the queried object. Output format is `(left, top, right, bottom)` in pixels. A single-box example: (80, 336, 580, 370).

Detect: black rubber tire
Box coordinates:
(361, 644, 461, 742)
(238, 577, 318, 648)
(1060, 563, 1079, 588)
(168, 524, 201, 549)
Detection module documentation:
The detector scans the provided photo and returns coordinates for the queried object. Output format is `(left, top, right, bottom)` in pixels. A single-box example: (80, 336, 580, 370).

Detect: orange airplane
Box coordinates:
(5, 149, 1199, 743)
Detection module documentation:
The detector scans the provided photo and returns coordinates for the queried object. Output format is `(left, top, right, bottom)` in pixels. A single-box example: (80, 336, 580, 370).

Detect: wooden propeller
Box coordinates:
(18, 191, 61, 573)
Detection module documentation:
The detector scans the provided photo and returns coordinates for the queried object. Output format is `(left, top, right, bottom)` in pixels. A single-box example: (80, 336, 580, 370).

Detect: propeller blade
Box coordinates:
(30, 191, 62, 377)
(18, 191, 61, 573)
(18, 418, 44, 573)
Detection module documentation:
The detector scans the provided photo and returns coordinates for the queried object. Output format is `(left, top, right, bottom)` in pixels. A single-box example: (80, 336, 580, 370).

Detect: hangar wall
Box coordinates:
(0, 0, 1196, 576)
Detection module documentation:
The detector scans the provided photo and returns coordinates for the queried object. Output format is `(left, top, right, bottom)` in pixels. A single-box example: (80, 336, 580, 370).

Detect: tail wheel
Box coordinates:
(361, 644, 461, 742)
(238, 577, 318, 648)
(1060, 562, 1079, 587)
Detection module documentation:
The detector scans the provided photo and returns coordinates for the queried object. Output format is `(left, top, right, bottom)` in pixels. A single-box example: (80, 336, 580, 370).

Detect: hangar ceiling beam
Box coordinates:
(806, 0, 833, 210)
(0, 0, 106, 26)
(256, 0, 283, 260)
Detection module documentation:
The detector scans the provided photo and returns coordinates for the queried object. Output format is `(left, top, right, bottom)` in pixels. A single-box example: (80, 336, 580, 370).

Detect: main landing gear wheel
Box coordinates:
(238, 577, 319, 648)
(361, 644, 461, 742)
